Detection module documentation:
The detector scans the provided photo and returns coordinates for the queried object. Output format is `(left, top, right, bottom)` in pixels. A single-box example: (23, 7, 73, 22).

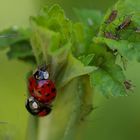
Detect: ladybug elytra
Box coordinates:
(28, 76, 56, 103)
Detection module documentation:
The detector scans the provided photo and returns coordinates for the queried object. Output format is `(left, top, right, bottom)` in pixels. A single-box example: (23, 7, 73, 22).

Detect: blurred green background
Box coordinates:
(0, 0, 140, 140)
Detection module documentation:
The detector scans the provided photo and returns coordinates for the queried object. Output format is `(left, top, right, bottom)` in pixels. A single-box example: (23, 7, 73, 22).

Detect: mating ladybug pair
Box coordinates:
(25, 65, 57, 117)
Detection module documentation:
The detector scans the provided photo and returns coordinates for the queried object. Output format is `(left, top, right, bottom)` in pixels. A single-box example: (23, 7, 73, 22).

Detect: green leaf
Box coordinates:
(0, 27, 35, 64)
(30, 25, 60, 64)
(94, 37, 140, 62)
(7, 40, 36, 64)
(74, 9, 103, 30)
(78, 53, 95, 66)
(72, 23, 85, 56)
(96, 0, 140, 62)
(7, 40, 32, 58)
(90, 63, 127, 96)
(57, 53, 96, 88)
(0, 27, 31, 49)
(74, 9, 103, 55)
(30, 4, 74, 65)
(30, 4, 73, 46)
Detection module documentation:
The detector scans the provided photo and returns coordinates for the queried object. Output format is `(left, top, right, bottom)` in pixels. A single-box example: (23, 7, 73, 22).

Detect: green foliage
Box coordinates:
(95, 0, 140, 62)
(90, 63, 126, 97)
(30, 5, 73, 46)
(0, 27, 30, 48)
(0, 0, 140, 140)
(0, 0, 139, 101)
(74, 9, 103, 27)
(56, 53, 96, 88)
(30, 5, 96, 86)
(0, 27, 35, 64)
(78, 53, 95, 66)
(74, 9, 103, 55)
(29, 5, 96, 140)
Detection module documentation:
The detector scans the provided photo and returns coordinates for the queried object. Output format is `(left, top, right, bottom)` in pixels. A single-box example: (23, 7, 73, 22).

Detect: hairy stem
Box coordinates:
(36, 76, 93, 140)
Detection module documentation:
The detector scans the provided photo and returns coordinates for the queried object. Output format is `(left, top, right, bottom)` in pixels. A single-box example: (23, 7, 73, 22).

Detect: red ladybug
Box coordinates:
(28, 76, 56, 103)
(25, 96, 52, 117)
(28, 66, 57, 104)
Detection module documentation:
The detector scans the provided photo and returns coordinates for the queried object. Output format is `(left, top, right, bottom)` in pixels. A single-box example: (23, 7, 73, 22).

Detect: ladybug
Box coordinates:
(25, 96, 52, 117)
(28, 66, 57, 104)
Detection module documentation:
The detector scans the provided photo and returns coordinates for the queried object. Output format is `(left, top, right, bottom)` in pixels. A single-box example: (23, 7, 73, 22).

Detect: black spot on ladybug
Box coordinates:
(38, 91, 43, 95)
(51, 88, 56, 93)
(45, 93, 50, 97)
(47, 83, 51, 87)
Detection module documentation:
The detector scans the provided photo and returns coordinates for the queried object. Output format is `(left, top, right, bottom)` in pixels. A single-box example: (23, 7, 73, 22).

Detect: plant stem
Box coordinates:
(37, 76, 94, 140)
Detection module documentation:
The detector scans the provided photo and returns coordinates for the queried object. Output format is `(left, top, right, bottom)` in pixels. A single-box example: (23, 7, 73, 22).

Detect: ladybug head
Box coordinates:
(33, 65, 49, 81)
(25, 96, 52, 117)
